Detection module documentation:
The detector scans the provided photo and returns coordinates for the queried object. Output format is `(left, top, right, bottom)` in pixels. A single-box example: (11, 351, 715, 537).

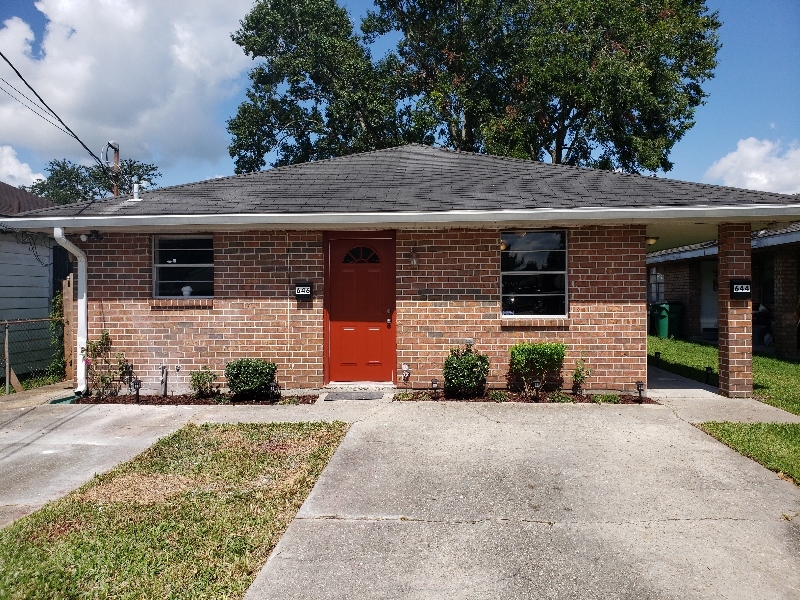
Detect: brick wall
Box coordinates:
(78, 225, 647, 393)
(661, 260, 701, 338)
(717, 223, 752, 397)
(773, 246, 798, 358)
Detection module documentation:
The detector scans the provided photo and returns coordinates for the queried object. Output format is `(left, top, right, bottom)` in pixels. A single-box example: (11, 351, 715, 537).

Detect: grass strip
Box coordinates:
(699, 422, 800, 485)
(648, 336, 800, 416)
(0, 421, 348, 599)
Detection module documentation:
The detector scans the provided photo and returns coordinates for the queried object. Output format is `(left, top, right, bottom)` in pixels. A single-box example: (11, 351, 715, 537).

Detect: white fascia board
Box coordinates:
(5, 204, 800, 233)
(647, 245, 718, 264)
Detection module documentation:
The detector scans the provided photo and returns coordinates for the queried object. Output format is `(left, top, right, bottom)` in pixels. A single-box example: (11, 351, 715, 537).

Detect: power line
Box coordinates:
(0, 49, 110, 175)
(0, 79, 72, 136)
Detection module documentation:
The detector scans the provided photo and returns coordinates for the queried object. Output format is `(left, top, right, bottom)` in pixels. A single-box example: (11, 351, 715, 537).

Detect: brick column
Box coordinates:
(773, 248, 799, 358)
(718, 223, 752, 397)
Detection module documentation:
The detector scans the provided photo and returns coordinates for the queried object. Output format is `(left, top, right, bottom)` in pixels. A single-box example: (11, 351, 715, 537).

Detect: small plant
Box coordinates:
(45, 291, 66, 382)
(489, 389, 509, 403)
(592, 393, 620, 404)
(224, 358, 278, 400)
(277, 396, 300, 405)
(82, 330, 125, 399)
(571, 358, 592, 394)
(443, 344, 490, 398)
(548, 390, 573, 403)
(190, 366, 218, 398)
(394, 391, 414, 401)
(509, 342, 566, 396)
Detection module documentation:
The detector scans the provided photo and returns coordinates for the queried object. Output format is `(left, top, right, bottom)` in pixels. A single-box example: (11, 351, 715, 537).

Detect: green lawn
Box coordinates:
(0, 421, 348, 599)
(648, 336, 800, 416)
(699, 422, 800, 485)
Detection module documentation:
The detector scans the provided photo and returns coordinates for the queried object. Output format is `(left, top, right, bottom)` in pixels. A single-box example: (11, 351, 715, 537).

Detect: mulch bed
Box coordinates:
(73, 394, 319, 406)
(395, 391, 658, 404)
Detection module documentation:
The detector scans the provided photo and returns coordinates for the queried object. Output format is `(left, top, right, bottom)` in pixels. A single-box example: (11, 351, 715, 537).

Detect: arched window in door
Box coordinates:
(343, 246, 380, 264)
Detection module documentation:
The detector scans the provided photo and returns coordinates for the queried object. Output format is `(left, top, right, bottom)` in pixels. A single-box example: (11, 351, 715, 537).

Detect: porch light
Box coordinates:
(431, 378, 439, 389)
(646, 237, 659, 245)
(636, 381, 644, 400)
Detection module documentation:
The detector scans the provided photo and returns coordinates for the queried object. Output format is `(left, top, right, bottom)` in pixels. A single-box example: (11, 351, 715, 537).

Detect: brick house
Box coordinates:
(648, 222, 800, 357)
(5, 145, 800, 397)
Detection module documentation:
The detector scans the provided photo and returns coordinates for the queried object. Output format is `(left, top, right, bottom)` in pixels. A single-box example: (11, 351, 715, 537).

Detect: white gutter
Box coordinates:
(7, 203, 800, 232)
(53, 228, 87, 395)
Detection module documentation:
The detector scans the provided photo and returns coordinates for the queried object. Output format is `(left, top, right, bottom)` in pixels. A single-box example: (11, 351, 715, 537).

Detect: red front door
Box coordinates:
(327, 234, 396, 382)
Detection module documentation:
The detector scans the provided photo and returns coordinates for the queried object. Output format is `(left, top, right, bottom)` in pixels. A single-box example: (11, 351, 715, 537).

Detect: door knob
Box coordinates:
(386, 318, 392, 325)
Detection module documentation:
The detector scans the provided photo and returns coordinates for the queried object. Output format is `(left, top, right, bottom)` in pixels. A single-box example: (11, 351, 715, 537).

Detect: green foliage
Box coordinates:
(230, 0, 721, 174)
(548, 390, 573, 403)
(189, 366, 218, 398)
(571, 358, 592, 393)
(509, 342, 566, 396)
(700, 422, 800, 485)
(277, 396, 301, 405)
(394, 391, 414, 401)
(592, 393, 620, 404)
(25, 158, 161, 204)
(489, 389, 509, 403)
(224, 358, 278, 399)
(82, 330, 125, 399)
(442, 345, 490, 398)
(45, 292, 66, 381)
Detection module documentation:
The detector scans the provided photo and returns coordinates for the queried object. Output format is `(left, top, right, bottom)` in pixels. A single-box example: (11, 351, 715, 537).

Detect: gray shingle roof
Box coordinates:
(14, 144, 799, 219)
(0, 181, 54, 216)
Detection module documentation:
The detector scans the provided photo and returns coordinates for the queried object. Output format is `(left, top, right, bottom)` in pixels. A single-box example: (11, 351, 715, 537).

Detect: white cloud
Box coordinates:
(0, 0, 254, 176)
(705, 138, 800, 194)
(0, 146, 44, 186)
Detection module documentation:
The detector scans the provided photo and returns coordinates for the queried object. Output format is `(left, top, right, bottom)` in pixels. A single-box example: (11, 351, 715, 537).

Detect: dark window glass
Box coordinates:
(501, 231, 567, 317)
(155, 237, 214, 297)
(343, 246, 380, 263)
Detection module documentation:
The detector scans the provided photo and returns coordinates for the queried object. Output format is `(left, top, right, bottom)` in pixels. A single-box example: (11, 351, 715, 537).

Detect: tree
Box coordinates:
(26, 159, 161, 205)
(229, 0, 721, 174)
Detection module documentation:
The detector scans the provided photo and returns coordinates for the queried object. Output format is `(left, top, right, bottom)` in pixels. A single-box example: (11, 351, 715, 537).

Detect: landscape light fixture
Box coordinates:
(636, 381, 644, 400)
(431, 378, 439, 390)
(705, 366, 713, 384)
(533, 379, 541, 398)
(654, 351, 661, 368)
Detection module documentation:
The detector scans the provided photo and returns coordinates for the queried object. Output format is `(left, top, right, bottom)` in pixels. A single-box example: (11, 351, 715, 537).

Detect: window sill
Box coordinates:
(150, 298, 214, 310)
(501, 317, 570, 328)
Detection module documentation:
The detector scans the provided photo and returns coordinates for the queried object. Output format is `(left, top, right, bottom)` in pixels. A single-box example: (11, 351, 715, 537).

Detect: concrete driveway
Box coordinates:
(1, 386, 798, 598)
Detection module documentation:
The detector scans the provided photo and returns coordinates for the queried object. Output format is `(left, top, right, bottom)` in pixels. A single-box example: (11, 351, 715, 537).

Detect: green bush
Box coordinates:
(82, 330, 126, 399)
(571, 358, 592, 393)
(224, 359, 278, 399)
(548, 390, 573, 403)
(488, 389, 508, 403)
(443, 345, 490, 398)
(190, 366, 218, 398)
(592, 393, 620, 404)
(509, 342, 566, 396)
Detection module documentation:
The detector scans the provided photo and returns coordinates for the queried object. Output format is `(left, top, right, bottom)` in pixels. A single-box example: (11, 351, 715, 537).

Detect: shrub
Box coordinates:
(190, 366, 218, 398)
(82, 330, 125, 399)
(548, 390, 573, 403)
(592, 393, 620, 404)
(509, 342, 566, 396)
(443, 345, 490, 398)
(571, 358, 592, 393)
(489, 389, 509, 403)
(394, 391, 414, 401)
(224, 359, 278, 399)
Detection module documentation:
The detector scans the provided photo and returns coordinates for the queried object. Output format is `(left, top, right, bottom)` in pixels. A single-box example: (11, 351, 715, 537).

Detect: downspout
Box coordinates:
(53, 228, 87, 394)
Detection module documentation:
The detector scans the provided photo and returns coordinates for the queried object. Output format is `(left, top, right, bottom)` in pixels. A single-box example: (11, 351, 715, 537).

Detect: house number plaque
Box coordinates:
(729, 279, 751, 300)
(295, 281, 313, 301)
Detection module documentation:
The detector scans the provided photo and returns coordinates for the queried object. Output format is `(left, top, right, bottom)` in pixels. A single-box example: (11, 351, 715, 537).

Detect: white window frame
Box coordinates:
(153, 235, 214, 298)
(500, 230, 568, 318)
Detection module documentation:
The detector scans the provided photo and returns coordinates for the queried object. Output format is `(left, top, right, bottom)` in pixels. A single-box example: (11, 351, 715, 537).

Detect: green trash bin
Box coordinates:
(651, 303, 669, 338)
(667, 302, 684, 338)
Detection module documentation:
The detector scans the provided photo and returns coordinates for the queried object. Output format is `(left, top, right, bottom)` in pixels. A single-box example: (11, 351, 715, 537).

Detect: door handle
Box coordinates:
(386, 318, 392, 325)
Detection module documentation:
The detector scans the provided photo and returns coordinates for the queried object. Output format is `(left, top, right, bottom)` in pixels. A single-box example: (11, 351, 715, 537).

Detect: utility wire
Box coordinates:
(0, 49, 110, 175)
(0, 80, 72, 136)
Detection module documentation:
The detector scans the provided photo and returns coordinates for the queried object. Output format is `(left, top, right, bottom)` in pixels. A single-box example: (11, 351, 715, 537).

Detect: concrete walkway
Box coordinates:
(1, 377, 799, 598)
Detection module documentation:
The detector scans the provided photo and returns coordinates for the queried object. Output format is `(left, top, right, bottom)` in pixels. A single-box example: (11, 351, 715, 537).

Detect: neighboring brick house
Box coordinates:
(648, 222, 800, 357)
(6, 145, 800, 397)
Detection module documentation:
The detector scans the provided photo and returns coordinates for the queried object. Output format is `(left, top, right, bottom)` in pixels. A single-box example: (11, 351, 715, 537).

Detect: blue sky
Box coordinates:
(0, 0, 798, 192)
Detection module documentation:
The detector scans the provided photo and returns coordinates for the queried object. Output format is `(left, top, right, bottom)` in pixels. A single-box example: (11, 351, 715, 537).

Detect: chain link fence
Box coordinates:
(1, 318, 65, 395)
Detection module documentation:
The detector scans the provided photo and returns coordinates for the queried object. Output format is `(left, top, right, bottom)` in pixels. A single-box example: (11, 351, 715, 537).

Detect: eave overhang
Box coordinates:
(5, 203, 800, 235)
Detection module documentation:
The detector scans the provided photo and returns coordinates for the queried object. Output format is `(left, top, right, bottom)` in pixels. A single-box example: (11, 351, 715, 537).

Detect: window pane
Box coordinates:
(502, 273, 565, 295)
(157, 248, 213, 265)
(158, 279, 214, 297)
(502, 295, 566, 316)
(501, 231, 565, 252)
(159, 238, 213, 250)
(501, 250, 565, 272)
(155, 237, 214, 298)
